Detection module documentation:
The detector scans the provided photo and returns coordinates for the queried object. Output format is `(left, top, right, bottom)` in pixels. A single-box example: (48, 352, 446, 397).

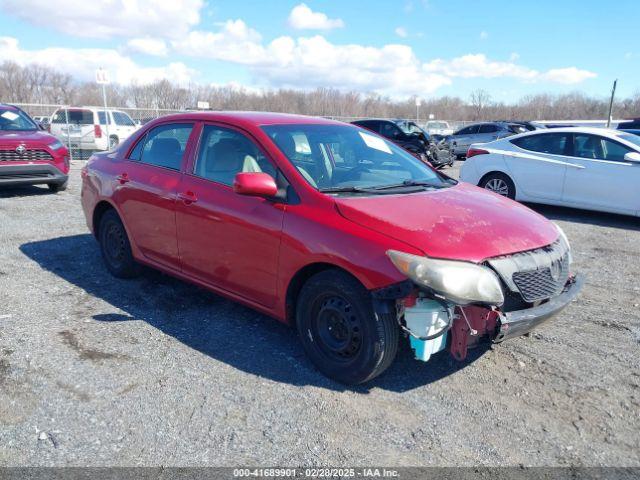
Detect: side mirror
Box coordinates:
(624, 151, 640, 163)
(233, 172, 278, 198)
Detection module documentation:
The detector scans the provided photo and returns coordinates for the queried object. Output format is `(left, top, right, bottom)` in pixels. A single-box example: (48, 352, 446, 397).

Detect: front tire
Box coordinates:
(98, 209, 140, 278)
(48, 180, 68, 192)
(480, 172, 516, 199)
(296, 270, 399, 384)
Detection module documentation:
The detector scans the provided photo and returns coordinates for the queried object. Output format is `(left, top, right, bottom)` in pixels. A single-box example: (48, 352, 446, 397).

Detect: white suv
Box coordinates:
(50, 107, 138, 151)
(425, 120, 454, 136)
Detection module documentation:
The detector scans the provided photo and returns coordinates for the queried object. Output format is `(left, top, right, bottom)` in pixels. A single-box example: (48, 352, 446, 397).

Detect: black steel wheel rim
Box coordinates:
(312, 295, 362, 361)
(104, 222, 126, 268)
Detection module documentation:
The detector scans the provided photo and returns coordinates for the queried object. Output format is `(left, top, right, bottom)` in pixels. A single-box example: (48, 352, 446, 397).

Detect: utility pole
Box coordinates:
(606, 79, 617, 128)
(415, 97, 421, 124)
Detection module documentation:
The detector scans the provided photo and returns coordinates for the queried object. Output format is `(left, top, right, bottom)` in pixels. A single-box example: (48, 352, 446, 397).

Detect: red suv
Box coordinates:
(0, 104, 70, 192)
(81, 112, 582, 384)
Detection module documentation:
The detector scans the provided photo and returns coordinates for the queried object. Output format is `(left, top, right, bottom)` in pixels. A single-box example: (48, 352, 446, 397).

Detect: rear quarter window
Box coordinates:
(511, 133, 569, 155)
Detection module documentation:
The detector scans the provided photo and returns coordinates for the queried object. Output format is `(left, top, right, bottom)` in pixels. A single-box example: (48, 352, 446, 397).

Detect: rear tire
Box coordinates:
(296, 270, 399, 384)
(48, 180, 68, 192)
(98, 209, 140, 278)
(479, 172, 516, 200)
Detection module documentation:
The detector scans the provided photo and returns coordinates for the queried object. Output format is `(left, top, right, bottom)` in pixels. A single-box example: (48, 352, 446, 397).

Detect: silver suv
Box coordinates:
(448, 121, 542, 157)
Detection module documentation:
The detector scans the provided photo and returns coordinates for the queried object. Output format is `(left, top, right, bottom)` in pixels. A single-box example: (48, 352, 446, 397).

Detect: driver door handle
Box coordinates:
(178, 191, 198, 204)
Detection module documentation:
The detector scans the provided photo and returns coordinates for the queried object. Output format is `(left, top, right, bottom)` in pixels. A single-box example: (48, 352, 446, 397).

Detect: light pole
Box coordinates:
(415, 97, 421, 124)
(96, 68, 111, 149)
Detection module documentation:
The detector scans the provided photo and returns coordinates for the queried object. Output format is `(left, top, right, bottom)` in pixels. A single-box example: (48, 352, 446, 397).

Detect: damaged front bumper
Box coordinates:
(494, 274, 584, 342)
(377, 273, 583, 363)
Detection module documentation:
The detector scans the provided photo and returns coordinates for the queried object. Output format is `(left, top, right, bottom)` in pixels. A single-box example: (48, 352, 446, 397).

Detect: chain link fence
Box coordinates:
(11, 102, 477, 161)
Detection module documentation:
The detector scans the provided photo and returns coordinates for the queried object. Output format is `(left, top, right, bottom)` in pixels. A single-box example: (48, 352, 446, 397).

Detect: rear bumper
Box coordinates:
(0, 164, 68, 187)
(495, 274, 584, 342)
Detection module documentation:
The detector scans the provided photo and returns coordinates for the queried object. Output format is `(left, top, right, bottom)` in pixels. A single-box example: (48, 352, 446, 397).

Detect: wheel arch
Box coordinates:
(92, 199, 118, 239)
(478, 170, 517, 198)
(284, 262, 364, 325)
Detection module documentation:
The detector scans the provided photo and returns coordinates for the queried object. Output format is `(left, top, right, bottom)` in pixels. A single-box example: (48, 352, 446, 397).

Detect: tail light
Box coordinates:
(467, 147, 489, 159)
(94, 124, 102, 138)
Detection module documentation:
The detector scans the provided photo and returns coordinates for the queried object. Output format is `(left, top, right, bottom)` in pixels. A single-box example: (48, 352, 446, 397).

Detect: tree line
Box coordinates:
(1, 61, 638, 121)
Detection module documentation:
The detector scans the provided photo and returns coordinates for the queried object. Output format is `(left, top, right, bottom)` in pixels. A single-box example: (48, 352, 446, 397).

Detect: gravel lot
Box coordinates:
(0, 161, 639, 467)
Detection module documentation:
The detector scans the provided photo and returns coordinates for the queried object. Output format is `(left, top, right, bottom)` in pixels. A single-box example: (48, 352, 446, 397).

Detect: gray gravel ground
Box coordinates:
(0, 161, 639, 467)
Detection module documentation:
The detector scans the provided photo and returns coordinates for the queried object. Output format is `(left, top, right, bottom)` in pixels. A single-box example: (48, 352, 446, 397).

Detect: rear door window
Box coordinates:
(379, 122, 402, 139)
(137, 123, 193, 170)
(511, 133, 570, 155)
(478, 124, 498, 133)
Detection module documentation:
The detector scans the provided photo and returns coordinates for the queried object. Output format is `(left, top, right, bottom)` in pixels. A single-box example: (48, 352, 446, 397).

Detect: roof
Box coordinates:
(152, 111, 343, 127)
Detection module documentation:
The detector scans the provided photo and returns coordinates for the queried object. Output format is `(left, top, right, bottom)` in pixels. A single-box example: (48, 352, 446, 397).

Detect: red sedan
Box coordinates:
(81, 112, 582, 384)
(0, 104, 69, 192)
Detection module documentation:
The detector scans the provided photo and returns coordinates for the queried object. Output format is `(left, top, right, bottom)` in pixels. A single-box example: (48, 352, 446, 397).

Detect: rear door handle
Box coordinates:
(178, 191, 198, 204)
(116, 173, 130, 184)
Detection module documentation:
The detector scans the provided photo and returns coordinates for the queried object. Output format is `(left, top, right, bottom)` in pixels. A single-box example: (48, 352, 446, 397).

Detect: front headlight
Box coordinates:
(554, 223, 573, 264)
(386, 250, 504, 305)
(48, 140, 64, 150)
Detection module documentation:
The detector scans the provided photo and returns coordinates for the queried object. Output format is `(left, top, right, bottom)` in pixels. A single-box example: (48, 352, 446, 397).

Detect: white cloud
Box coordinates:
(479, 31, 488, 40)
(126, 37, 168, 57)
(395, 27, 408, 38)
(174, 26, 451, 96)
(539, 67, 597, 84)
(509, 52, 520, 61)
(424, 53, 596, 84)
(0, 0, 203, 39)
(425, 54, 538, 79)
(0, 36, 195, 86)
(173, 20, 266, 64)
(287, 3, 344, 30)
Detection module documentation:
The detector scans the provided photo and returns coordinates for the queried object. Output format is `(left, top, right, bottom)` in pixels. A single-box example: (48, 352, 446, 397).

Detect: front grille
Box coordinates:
(487, 236, 572, 304)
(512, 253, 570, 302)
(0, 149, 54, 162)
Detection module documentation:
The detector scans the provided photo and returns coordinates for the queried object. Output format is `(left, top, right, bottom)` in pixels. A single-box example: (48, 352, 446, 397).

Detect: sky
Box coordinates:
(0, 0, 637, 102)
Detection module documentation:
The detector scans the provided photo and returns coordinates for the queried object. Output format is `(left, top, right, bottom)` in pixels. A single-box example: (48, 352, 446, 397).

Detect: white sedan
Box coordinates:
(459, 127, 640, 217)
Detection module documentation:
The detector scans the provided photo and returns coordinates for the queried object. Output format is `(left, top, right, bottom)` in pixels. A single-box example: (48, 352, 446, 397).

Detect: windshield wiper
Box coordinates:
(370, 179, 449, 191)
(318, 185, 371, 193)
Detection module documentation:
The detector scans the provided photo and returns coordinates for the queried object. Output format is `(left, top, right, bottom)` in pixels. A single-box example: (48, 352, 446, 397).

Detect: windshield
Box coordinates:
(262, 124, 450, 193)
(617, 132, 640, 148)
(0, 107, 38, 131)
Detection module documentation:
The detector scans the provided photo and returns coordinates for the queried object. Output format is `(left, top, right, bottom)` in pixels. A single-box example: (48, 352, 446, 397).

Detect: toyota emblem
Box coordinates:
(15, 144, 26, 156)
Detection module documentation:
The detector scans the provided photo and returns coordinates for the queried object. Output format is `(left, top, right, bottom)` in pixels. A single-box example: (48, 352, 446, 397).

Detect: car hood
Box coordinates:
(0, 130, 57, 146)
(334, 183, 559, 263)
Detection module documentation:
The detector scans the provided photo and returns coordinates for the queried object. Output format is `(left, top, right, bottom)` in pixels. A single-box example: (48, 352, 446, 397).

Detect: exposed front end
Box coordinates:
(381, 227, 583, 363)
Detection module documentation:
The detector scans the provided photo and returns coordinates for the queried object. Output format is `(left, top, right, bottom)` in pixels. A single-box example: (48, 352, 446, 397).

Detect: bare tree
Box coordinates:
(469, 89, 492, 120)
